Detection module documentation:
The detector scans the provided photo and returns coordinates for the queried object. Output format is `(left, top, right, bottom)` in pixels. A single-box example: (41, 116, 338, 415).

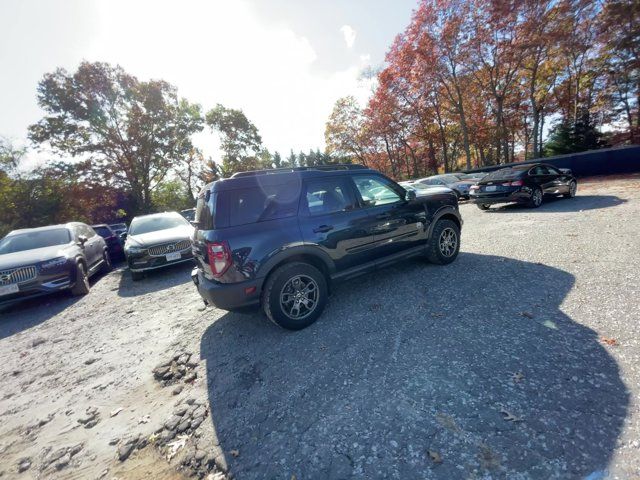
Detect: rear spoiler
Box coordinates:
(559, 168, 572, 175)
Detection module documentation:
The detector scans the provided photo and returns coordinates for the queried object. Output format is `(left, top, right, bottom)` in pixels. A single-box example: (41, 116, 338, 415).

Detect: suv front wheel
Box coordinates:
(426, 219, 461, 265)
(262, 262, 328, 330)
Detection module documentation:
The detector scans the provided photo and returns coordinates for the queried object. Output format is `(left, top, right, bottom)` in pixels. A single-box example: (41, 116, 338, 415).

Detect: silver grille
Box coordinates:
(0, 266, 37, 286)
(148, 239, 191, 257)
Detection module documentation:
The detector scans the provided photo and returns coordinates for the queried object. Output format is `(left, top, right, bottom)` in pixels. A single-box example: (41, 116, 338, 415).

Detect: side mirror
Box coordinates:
(406, 189, 417, 202)
(78, 235, 88, 246)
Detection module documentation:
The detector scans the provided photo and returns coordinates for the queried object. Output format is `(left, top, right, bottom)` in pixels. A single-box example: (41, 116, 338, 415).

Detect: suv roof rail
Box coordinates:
(231, 163, 368, 178)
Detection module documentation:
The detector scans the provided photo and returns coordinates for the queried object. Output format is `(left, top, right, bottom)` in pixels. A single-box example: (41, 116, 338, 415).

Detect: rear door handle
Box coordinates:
(313, 225, 334, 233)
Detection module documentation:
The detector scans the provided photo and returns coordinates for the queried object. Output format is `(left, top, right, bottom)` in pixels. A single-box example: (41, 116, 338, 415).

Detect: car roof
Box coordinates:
(205, 164, 378, 193)
(6, 222, 83, 236)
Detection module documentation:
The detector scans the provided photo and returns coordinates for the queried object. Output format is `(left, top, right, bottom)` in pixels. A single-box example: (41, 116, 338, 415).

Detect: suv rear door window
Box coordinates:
(225, 183, 300, 227)
(302, 177, 354, 216)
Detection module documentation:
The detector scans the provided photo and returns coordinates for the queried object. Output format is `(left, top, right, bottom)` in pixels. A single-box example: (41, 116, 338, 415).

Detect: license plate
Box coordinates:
(0, 284, 19, 296)
(485, 185, 497, 192)
(166, 252, 181, 262)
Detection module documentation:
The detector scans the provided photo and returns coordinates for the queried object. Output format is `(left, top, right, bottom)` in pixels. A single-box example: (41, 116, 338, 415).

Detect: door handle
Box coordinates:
(313, 225, 334, 233)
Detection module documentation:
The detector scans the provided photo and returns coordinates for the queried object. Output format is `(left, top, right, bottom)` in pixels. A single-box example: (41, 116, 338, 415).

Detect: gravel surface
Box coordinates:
(0, 176, 639, 479)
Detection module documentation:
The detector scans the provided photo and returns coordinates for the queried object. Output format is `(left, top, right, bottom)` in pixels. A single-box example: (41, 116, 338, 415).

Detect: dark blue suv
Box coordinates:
(191, 165, 462, 330)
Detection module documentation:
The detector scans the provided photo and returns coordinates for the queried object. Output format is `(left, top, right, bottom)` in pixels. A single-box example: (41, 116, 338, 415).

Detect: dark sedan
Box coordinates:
(124, 212, 194, 281)
(92, 224, 124, 259)
(0, 223, 111, 307)
(469, 163, 577, 210)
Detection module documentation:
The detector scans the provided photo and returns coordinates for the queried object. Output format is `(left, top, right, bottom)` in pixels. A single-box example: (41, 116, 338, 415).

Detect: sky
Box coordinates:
(0, 0, 417, 167)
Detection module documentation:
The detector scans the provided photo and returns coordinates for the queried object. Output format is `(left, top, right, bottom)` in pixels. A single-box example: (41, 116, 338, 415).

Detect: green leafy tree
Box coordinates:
(151, 179, 194, 212)
(205, 104, 266, 176)
(28, 61, 203, 214)
(545, 110, 606, 155)
(273, 151, 283, 168)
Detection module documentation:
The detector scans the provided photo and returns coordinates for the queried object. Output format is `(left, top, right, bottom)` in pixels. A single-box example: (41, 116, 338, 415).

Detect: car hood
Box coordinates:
(126, 226, 194, 248)
(0, 244, 74, 270)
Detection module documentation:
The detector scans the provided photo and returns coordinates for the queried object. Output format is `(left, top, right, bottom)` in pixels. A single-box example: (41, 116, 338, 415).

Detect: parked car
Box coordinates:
(469, 163, 577, 210)
(180, 208, 196, 222)
(415, 174, 475, 199)
(109, 223, 128, 237)
(123, 212, 195, 281)
(0, 223, 111, 307)
(92, 224, 124, 259)
(458, 172, 487, 183)
(399, 181, 445, 195)
(191, 164, 462, 330)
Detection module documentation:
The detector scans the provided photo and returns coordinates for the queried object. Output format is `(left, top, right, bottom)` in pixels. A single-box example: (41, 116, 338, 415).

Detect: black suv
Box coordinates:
(0, 223, 111, 307)
(191, 165, 462, 330)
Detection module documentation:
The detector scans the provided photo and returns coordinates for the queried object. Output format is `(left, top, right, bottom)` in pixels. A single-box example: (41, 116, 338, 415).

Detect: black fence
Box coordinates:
(464, 145, 640, 177)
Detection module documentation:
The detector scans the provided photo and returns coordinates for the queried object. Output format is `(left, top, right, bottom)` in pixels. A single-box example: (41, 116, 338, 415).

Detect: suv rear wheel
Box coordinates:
(426, 219, 460, 265)
(262, 262, 328, 330)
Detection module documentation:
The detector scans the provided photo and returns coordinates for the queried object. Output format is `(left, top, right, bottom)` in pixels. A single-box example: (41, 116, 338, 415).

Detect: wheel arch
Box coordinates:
(260, 247, 334, 295)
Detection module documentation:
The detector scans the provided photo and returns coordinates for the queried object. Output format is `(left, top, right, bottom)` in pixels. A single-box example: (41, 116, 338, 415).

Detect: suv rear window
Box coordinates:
(222, 183, 300, 227)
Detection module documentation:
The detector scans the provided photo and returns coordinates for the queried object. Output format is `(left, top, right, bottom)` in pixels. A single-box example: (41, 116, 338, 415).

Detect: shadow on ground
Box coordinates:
(117, 261, 194, 297)
(485, 194, 626, 213)
(0, 265, 118, 340)
(200, 253, 627, 479)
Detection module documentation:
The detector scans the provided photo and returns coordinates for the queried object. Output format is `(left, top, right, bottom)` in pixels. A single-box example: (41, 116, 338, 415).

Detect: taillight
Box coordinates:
(502, 180, 523, 186)
(207, 242, 231, 277)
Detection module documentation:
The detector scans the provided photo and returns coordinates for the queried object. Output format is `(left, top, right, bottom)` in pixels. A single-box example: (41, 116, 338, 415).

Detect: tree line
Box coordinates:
(0, 62, 346, 236)
(324, 0, 639, 179)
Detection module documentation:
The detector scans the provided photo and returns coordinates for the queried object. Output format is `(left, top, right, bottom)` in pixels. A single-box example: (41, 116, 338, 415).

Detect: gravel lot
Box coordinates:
(1, 176, 639, 480)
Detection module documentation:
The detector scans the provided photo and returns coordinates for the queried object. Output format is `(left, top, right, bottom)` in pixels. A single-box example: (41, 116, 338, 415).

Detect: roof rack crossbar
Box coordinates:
(231, 164, 367, 178)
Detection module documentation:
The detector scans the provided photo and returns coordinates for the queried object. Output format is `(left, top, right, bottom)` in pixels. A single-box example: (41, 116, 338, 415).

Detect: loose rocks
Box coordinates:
(152, 351, 199, 387)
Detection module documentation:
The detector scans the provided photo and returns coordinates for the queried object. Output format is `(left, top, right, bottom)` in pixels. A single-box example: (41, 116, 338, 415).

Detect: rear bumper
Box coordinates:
(191, 268, 263, 311)
(470, 189, 531, 205)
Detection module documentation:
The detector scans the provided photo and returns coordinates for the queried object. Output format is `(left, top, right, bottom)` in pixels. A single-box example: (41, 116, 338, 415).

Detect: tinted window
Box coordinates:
(0, 229, 71, 254)
(483, 167, 527, 181)
(303, 178, 353, 216)
(421, 178, 445, 186)
(224, 183, 300, 227)
(129, 215, 190, 235)
(530, 165, 550, 175)
(93, 226, 112, 237)
(353, 175, 403, 206)
(76, 224, 96, 238)
(546, 166, 561, 175)
(195, 193, 217, 230)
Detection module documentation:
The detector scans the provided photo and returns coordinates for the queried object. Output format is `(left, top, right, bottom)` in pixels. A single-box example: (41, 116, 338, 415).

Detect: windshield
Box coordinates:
(0, 229, 71, 254)
(482, 167, 528, 181)
(129, 215, 189, 235)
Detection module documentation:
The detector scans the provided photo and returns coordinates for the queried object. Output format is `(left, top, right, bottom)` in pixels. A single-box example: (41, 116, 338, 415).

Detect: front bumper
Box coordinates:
(127, 250, 194, 272)
(192, 268, 263, 311)
(0, 274, 73, 307)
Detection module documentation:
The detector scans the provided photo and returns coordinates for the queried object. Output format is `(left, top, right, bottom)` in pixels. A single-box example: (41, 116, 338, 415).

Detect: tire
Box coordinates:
(71, 262, 90, 296)
(131, 270, 144, 281)
(477, 203, 490, 211)
(101, 250, 112, 273)
(528, 187, 543, 208)
(563, 181, 577, 198)
(426, 219, 461, 265)
(262, 262, 328, 330)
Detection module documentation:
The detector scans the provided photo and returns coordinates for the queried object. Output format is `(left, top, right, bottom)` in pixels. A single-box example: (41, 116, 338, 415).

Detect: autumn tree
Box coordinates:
(28, 62, 203, 214)
(325, 96, 371, 164)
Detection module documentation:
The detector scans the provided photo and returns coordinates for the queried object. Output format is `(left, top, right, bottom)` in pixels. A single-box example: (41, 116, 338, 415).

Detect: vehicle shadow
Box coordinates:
(0, 267, 112, 339)
(200, 253, 628, 479)
(116, 261, 194, 297)
(486, 194, 626, 213)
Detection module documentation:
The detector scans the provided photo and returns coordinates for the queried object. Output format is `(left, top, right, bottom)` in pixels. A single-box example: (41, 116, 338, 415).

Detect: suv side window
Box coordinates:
(225, 182, 300, 227)
(302, 177, 354, 216)
(352, 174, 403, 207)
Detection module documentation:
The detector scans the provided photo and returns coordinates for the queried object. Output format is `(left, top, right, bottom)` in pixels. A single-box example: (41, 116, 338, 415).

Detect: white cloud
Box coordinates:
(340, 24, 357, 49)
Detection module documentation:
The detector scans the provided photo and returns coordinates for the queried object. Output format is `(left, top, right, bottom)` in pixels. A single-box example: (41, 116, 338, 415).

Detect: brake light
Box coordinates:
(207, 242, 231, 277)
(502, 180, 523, 186)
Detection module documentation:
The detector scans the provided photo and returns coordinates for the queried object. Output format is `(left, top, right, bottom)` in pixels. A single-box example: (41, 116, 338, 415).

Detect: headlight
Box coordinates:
(126, 246, 146, 254)
(40, 257, 67, 270)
